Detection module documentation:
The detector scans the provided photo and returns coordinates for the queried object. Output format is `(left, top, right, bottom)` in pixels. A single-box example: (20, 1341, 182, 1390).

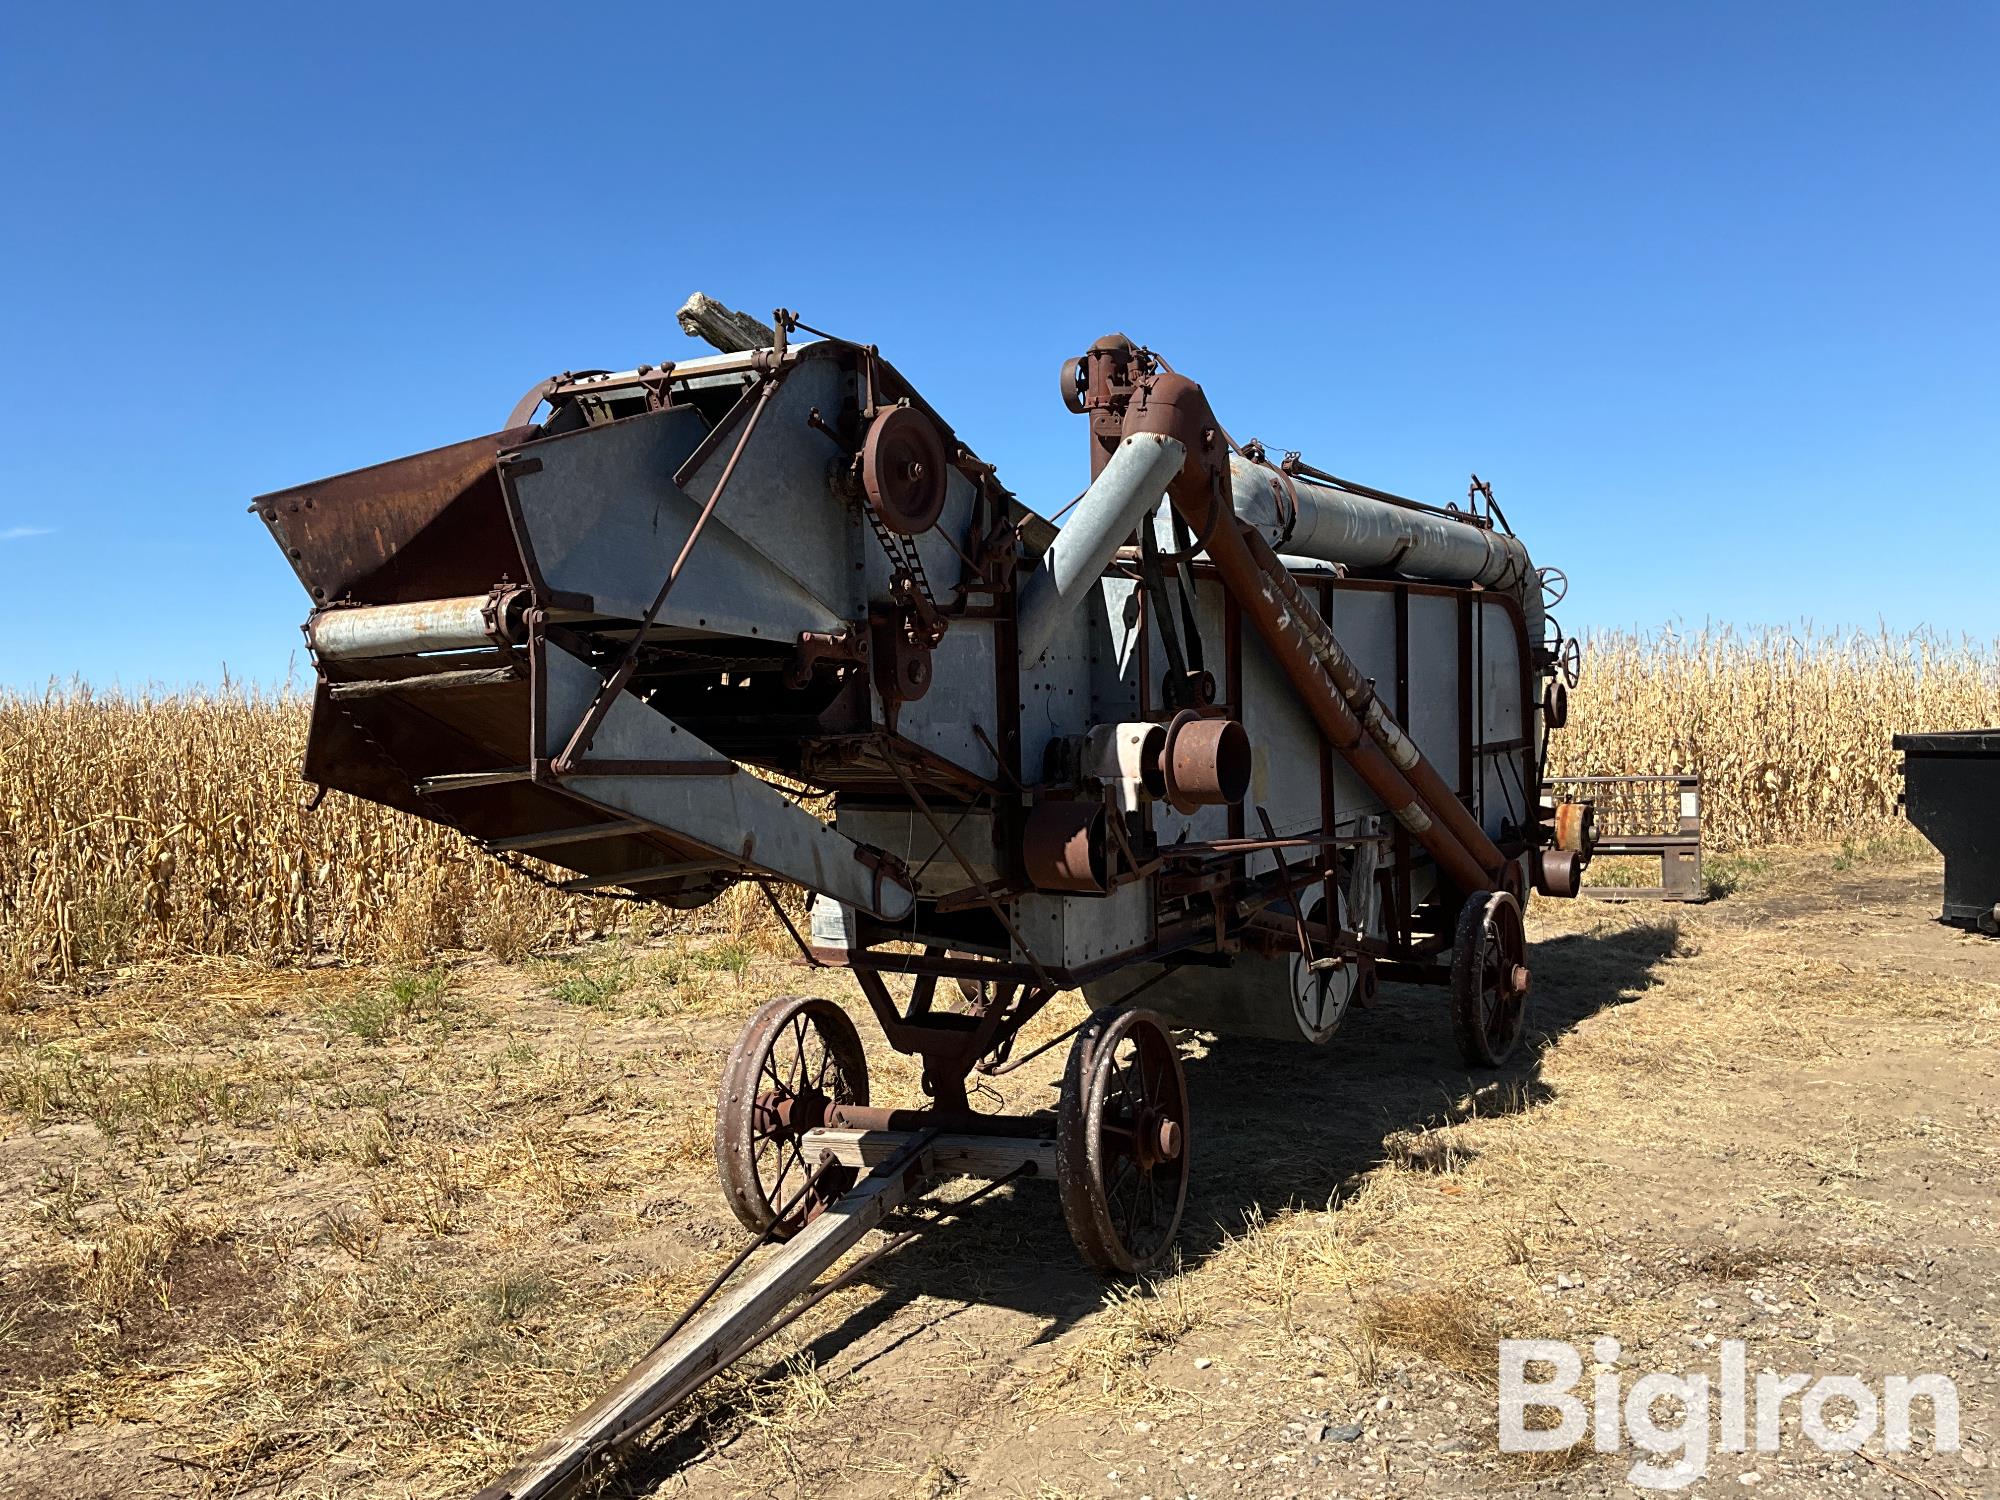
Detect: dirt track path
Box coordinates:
(2, 851, 1994, 1497)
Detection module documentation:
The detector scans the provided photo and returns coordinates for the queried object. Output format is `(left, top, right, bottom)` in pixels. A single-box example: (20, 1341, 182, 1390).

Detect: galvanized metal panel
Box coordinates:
(1092, 576, 1144, 724)
(1019, 618, 1092, 788)
(1476, 595, 1530, 843)
(507, 400, 847, 642)
(1013, 879, 1151, 970)
(1406, 592, 1461, 778)
(1238, 587, 1323, 880)
(895, 622, 1000, 782)
(1478, 596, 1525, 744)
(835, 805, 1001, 896)
(677, 355, 867, 617)
(1321, 585, 1396, 826)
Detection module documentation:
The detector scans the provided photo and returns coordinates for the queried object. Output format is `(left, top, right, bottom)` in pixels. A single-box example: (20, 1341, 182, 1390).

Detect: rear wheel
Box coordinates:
(1450, 890, 1530, 1068)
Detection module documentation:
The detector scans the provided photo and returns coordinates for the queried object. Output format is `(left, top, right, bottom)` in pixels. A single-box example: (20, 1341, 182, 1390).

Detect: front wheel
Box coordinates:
(1056, 1009, 1191, 1274)
(714, 995, 869, 1239)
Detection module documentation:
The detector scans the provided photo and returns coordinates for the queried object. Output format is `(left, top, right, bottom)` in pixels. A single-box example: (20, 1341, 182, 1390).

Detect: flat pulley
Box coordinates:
(861, 405, 948, 535)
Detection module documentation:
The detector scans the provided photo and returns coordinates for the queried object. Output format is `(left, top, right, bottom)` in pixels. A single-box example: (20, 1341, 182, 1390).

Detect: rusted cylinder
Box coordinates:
(1023, 800, 1110, 893)
(1160, 712, 1252, 813)
(1243, 529, 1509, 884)
(1533, 848, 1582, 898)
(1129, 381, 1493, 897)
(1553, 801, 1595, 856)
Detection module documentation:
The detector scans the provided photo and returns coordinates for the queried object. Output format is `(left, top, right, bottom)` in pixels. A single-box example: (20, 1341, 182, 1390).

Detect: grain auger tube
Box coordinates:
(257, 300, 1583, 1494)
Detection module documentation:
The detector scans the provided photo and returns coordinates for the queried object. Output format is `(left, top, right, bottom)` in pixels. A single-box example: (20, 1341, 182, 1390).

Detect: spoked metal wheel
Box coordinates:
(1056, 1008, 1191, 1275)
(1450, 890, 1531, 1068)
(715, 995, 869, 1239)
(1288, 893, 1359, 1046)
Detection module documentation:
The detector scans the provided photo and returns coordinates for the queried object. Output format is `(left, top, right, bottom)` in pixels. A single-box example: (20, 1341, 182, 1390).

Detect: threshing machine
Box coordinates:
(257, 298, 1589, 1288)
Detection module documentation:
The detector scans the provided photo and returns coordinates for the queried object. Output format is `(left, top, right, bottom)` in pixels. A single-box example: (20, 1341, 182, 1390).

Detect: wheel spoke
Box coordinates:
(787, 1017, 809, 1093)
(1115, 1159, 1144, 1244)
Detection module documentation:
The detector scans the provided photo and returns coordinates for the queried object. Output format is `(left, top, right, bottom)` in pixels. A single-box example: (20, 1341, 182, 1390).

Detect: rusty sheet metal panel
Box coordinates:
(255, 427, 535, 606)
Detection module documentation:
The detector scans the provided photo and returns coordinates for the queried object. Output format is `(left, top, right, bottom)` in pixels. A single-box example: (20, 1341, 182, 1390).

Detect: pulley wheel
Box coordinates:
(1288, 894, 1357, 1046)
(1553, 800, 1595, 857)
(1557, 634, 1582, 689)
(1542, 679, 1569, 729)
(861, 405, 949, 535)
(1449, 890, 1530, 1069)
(715, 995, 869, 1238)
(1056, 1008, 1190, 1274)
(1059, 355, 1088, 414)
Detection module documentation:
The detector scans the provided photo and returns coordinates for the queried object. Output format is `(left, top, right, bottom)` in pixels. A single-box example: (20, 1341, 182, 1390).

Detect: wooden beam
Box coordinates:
(474, 1133, 936, 1500)
(676, 293, 775, 354)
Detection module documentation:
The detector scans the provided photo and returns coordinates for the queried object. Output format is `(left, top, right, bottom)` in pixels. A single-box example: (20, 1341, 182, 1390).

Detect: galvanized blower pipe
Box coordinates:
(1119, 374, 1497, 897)
(1124, 379, 1495, 897)
(1017, 432, 1187, 662)
(1232, 454, 1533, 592)
(1240, 526, 1509, 885)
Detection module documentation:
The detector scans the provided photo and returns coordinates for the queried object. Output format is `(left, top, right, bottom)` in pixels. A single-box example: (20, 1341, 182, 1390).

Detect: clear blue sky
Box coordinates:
(3, 3, 1994, 690)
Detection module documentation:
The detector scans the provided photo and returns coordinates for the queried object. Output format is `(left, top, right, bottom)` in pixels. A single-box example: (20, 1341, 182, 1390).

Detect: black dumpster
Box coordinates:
(1895, 730, 2000, 933)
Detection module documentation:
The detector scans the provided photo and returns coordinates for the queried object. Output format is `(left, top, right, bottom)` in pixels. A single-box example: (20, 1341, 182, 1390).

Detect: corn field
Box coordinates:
(0, 682, 772, 989)
(5, 625, 1996, 984)
(1546, 626, 2000, 848)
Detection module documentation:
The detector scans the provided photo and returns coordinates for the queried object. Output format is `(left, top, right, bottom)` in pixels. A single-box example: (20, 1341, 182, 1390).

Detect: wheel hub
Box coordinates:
(1131, 1105, 1183, 1170)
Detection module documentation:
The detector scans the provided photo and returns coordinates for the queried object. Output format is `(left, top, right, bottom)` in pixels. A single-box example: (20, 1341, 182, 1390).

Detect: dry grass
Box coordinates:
(1357, 1287, 1505, 1387)
(1551, 624, 2000, 849)
(0, 840, 1991, 1494)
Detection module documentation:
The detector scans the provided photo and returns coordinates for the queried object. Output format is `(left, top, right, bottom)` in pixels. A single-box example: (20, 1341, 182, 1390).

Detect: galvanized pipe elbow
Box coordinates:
(1017, 432, 1186, 663)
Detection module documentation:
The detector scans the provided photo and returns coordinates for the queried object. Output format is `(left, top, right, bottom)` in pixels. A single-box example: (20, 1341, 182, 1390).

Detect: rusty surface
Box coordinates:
(1055, 1009, 1189, 1274)
(255, 309, 1587, 1498)
(1552, 800, 1596, 855)
(1023, 800, 1110, 894)
(1543, 678, 1569, 728)
(1533, 847, 1583, 898)
(715, 995, 869, 1238)
(1449, 889, 1530, 1067)
(1114, 369, 1496, 898)
(1243, 524, 1509, 885)
(1160, 711, 1251, 813)
(254, 427, 536, 606)
(1545, 775, 1703, 901)
(860, 405, 948, 534)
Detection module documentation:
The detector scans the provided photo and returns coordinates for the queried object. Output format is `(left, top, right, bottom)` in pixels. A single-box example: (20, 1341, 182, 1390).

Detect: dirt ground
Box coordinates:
(1, 843, 1994, 1499)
